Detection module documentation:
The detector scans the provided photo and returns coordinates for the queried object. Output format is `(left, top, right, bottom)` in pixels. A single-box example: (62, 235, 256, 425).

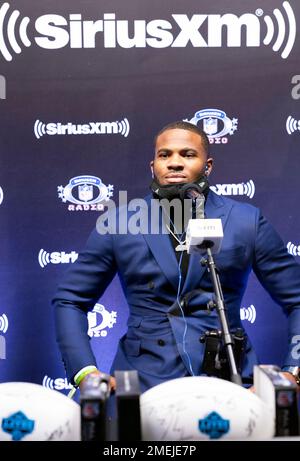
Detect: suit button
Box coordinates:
(157, 339, 165, 346)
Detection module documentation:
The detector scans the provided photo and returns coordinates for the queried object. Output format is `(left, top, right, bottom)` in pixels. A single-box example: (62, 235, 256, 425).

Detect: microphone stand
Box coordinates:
(200, 242, 243, 386)
(183, 187, 243, 386)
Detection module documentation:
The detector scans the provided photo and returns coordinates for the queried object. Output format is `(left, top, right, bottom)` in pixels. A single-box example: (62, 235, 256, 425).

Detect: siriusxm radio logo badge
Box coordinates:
(185, 109, 238, 144)
(58, 175, 114, 212)
(286, 116, 300, 135)
(87, 303, 117, 338)
(42, 376, 73, 391)
(2, 411, 35, 441)
(240, 305, 256, 324)
(38, 249, 78, 268)
(0, 186, 3, 205)
(199, 411, 230, 440)
(210, 180, 255, 198)
(34, 118, 129, 139)
(287, 241, 300, 257)
(0, 2, 296, 62)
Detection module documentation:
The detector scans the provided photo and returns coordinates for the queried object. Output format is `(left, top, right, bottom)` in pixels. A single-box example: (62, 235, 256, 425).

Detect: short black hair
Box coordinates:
(154, 121, 210, 156)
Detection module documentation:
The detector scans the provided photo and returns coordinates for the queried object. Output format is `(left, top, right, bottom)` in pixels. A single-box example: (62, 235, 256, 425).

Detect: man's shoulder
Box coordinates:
(209, 190, 260, 214)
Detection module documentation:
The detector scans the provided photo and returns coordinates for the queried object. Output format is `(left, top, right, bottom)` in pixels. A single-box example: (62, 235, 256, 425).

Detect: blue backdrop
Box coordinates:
(0, 0, 299, 394)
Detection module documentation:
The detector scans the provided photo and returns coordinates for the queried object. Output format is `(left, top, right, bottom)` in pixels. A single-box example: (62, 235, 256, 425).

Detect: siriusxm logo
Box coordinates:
(210, 180, 255, 199)
(38, 249, 78, 268)
(87, 303, 117, 338)
(0, 75, 5, 99)
(34, 118, 129, 139)
(58, 175, 113, 212)
(0, 186, 3, 205)
(0, 313, 8, 334)
(185, 109, 238, 144)
(0, 2, 296, 62)
(240, 305, 256, 324)
(287, 241, 300, 256)
(286, 116, 300, 135)
(42, 375, 73, 391)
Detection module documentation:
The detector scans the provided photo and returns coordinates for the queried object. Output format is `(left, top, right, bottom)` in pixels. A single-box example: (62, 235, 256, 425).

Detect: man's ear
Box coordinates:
(205, 157, 213, 176)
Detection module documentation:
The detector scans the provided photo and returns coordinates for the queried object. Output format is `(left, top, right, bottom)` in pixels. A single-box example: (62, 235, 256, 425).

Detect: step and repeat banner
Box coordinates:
(0, 0, 299, 394)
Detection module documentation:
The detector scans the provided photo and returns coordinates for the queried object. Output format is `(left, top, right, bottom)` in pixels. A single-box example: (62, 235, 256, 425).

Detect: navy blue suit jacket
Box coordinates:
(53, 192, 300, 391)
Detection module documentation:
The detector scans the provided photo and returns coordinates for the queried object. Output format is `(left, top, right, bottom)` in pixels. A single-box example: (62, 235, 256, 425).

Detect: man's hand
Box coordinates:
(79, 370, 116, 393)
(281, 371, 299, 389)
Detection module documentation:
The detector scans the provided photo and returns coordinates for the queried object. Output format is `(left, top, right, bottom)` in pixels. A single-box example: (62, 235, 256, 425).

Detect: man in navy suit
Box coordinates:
(53, 121, 300, 393)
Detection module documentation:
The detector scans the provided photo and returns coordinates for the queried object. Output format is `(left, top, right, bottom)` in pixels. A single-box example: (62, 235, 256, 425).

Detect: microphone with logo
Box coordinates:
(181, 183, 242, 386)
(180, 183, 223, 254)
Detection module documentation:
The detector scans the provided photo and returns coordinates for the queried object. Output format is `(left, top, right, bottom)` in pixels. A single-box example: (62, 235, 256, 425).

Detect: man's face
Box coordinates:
(151, 128, 213, 185)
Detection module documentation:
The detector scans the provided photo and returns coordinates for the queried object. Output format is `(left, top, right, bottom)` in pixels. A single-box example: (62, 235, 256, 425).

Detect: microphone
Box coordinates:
(182, 184, 223, 254)
(186, 218, 223, 254)
(179, 179, 208, 199)
(180, 183, 204, 200)
(80, 372, 110, 441)
(179, 183, 205, 219)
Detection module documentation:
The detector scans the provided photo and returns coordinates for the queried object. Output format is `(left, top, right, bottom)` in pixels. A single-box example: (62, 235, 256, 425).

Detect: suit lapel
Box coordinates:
(141, 192, 233, 293)
(142, 196, 180, 291)
(181, 191, 233, 293)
